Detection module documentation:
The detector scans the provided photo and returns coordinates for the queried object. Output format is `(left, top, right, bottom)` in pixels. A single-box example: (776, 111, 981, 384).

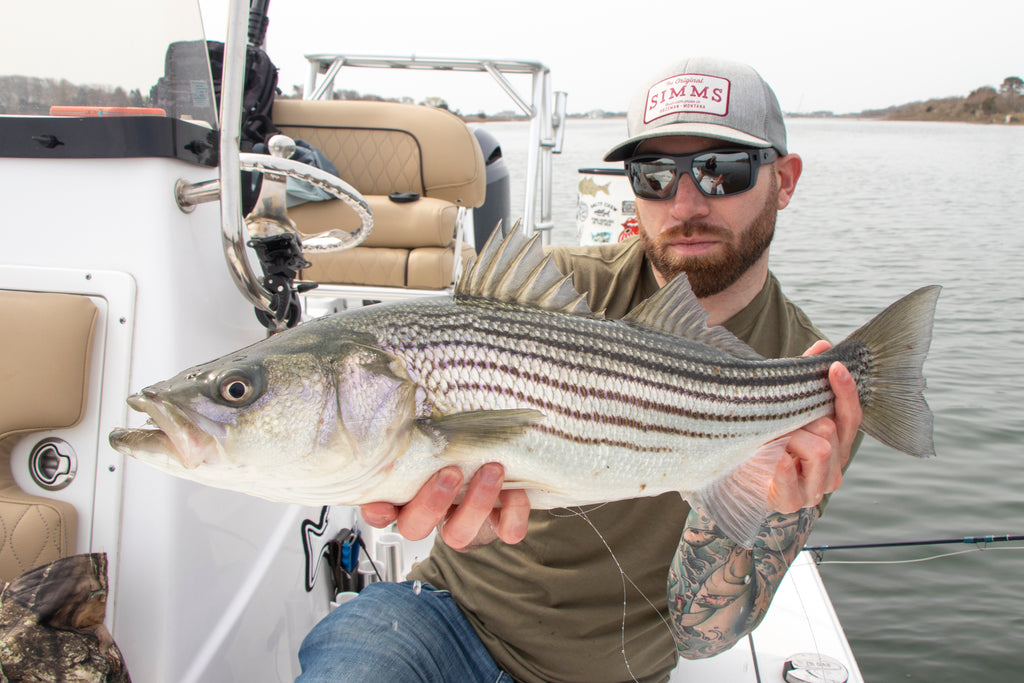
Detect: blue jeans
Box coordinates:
(296, 581, 514, 683)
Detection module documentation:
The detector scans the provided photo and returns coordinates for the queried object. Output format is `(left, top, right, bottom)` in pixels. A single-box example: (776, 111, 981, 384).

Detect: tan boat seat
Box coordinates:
(272, 100, 485, 289)
(0, 290, 96, 582)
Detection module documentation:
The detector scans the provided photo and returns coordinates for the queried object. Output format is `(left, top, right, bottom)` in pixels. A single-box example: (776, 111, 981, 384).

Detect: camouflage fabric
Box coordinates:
(0, 553, 130, 682)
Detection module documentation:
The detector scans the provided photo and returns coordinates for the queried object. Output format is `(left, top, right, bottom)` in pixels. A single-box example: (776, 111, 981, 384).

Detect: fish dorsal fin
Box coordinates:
(456, 220, 593, 316)
(624, 273, 764, 360)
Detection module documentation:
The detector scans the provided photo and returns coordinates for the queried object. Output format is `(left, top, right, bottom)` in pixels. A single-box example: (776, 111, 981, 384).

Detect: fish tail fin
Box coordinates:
(837, 285, 941, 458)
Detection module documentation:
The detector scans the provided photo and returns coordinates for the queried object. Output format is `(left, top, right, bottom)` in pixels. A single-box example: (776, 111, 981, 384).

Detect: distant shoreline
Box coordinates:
(466, 81, 1024, 126)
(463, 112, 1022, 125)
(6, 72, 1018, 126)
(784, 112, 1022, 125)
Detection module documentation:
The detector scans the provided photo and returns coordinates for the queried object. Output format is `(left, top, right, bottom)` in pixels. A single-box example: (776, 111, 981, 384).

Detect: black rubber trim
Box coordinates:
(0, 116, 219, 167)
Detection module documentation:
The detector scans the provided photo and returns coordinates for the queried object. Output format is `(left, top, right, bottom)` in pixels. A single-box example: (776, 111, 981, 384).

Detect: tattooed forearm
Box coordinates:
(667, 505, 818, 659)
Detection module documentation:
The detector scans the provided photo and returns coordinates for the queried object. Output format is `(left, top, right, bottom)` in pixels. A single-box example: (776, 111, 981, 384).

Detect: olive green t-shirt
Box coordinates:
(408, 237, 824, 683)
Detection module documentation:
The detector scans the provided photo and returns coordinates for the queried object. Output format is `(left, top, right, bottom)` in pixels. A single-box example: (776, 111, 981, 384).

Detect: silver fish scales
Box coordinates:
(372, 296, 833, 460)
(110, 225, 939, 546)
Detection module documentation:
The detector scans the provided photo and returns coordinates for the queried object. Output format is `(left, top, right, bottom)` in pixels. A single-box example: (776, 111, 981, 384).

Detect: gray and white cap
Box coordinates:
(603, 57, 788, 161)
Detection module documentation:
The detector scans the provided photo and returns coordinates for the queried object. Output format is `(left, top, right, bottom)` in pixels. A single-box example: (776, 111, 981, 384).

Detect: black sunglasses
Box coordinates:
(625, 148, 779, 200)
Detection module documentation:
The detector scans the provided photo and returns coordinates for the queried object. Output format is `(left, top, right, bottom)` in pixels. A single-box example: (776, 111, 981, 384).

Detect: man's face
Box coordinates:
(634, 136, 779, 297)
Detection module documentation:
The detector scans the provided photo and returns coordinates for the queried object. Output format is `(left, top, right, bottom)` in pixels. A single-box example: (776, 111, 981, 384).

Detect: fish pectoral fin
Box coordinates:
(689, 437, 790, 549)
(417, 409, 545, 454)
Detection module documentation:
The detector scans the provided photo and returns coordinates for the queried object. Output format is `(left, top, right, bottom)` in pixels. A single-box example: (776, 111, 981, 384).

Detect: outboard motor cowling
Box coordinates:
(471, 127, 511, 252)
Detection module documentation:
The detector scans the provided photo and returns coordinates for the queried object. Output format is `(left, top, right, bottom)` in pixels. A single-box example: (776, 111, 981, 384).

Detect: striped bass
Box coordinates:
(109, 225, 940, 546)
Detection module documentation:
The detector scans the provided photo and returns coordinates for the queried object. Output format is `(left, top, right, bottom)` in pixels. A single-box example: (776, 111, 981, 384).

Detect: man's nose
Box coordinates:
(668, 174, 712, 222)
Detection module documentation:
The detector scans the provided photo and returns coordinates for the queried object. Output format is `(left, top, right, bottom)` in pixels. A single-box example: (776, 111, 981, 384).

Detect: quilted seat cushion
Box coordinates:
(302, 242, 474, 289)
(0, 449, 78, 584)
(0, 291, 97, 439)
(280, 126, 423, 197)
(272, 100, 486, 206)
(272, 99, 486, 289)
(408, 243, 475, 289)
(291, 195, 459, 249)
(303, 247, 410, 288)
(0, 290, 95, 582)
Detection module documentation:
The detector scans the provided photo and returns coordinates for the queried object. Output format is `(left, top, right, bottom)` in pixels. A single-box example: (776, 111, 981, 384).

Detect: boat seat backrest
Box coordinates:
(0, 290, 94, 582)
(271, 99, 485, 288)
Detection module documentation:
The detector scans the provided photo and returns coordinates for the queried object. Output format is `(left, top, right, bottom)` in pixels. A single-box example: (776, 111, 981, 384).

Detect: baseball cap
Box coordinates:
(603, 57, 788, 161)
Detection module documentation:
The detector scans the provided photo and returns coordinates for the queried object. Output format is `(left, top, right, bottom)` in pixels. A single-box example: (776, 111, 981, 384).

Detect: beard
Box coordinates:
(639, 182, 779, 298)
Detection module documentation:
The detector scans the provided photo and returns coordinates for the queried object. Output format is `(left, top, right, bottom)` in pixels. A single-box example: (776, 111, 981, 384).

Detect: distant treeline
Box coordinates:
(0, 76, 438, 116)
(5, 75, 1022, 124)
(0, 75, 516, 120)
(0, 76, 147, 115)
(857, 77, 1023, 124)
(280, 86, 526, 120)
(282, 85, 470, 113)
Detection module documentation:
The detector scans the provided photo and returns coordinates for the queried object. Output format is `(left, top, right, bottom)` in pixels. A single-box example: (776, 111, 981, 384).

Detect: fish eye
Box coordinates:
(219, 376, 253, 403)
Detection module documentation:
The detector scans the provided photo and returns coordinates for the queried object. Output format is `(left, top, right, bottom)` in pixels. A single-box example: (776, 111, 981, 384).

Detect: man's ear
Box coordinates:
(774, 153, 802, 210)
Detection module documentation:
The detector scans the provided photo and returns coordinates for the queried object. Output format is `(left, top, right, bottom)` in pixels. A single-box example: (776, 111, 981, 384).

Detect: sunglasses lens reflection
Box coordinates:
(631, 159, 678, 199)
(628, 150, 759, 200)
(690, 152, 753, 196)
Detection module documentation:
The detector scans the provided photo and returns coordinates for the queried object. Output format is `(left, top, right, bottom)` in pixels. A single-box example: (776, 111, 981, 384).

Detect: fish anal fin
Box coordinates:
(689, 437, 790, 548)
(417, 409, 545, 455)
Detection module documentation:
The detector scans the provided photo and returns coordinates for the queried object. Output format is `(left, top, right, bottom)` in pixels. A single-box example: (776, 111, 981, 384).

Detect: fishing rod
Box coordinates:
(805, 534, 1024, 559)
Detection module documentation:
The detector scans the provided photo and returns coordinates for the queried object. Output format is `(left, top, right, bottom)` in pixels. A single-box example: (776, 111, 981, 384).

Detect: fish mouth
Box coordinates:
(109, 392, 225, 469)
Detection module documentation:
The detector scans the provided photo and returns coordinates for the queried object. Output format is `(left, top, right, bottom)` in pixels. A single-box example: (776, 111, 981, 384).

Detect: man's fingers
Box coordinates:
(786, 428, 833, 501)
(769, 419, 842, 512)
(441, 463, 504, 550)
(394, 466, 463, 541)
(798, 415, 838, 443)
(494, 489, 531, 545)
(362, 463, 530, 551)
(766, 349, 862, 515)
(767, 452, 801, 514)
(802, 339, 832, 357)
(360, 502, 399, 529)
(829, 361, 863, 458)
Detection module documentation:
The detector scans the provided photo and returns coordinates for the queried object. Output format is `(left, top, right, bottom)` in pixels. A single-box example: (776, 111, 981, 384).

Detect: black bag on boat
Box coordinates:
(151, 39, 280, 148)
(206, 40, 281, 147)
(206, 40, 281, 213)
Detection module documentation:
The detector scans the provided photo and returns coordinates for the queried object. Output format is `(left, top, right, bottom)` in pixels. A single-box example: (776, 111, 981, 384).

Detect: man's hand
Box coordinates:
(767, 341, 863, 513)
(671, 341, 862, 658)
(360, 463, 531, 552)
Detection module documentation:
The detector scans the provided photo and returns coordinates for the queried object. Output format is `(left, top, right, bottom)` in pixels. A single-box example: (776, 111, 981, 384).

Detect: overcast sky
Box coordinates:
(200, 0, 1021, 115)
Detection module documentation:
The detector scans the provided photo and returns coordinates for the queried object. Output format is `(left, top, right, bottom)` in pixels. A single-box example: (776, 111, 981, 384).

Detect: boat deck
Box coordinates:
(670, 551, 862, 682)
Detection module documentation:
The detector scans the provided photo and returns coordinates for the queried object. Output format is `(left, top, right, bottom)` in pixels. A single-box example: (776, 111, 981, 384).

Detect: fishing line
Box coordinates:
(813, 545, 1024, 567)
(805, 533, 1024, 553)
(552, 506, 674, 683)
(554, 506, 638, 682)
(552, 506, 672, 627)
(806, 534, 1024, 565)
(766, 523, 826, 673)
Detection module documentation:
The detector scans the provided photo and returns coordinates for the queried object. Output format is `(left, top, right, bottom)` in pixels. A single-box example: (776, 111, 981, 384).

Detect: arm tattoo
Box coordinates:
(667, 505, 818, 659)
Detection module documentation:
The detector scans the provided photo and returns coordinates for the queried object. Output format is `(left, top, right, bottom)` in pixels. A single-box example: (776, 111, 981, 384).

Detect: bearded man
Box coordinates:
(298, 57, 863, 683)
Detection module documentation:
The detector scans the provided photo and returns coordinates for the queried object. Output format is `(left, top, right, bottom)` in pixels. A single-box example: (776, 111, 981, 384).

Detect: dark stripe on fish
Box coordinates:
(397, 312, 831, 391)
(399, 338, 831, 412)
(446, 379, 833, 432)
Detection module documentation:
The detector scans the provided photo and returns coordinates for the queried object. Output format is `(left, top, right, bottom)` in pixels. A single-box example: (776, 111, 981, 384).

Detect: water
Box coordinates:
(478, 117, 1024, 682)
